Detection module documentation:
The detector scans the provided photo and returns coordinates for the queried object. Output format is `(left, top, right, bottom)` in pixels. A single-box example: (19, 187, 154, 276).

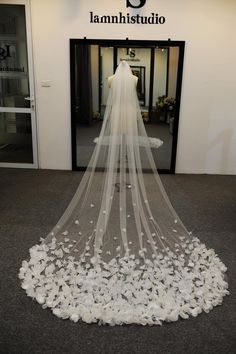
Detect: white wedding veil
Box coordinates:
(19, 60, 228, 325)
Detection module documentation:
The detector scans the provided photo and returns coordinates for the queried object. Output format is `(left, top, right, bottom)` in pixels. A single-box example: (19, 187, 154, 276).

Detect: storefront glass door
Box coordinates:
(0, 1, 38, 168)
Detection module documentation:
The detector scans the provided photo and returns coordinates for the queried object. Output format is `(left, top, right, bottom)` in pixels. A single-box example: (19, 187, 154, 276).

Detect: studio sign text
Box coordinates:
(90, 0, 166, 25)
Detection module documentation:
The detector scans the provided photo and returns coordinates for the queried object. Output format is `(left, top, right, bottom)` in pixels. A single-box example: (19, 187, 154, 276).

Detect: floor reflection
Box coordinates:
(76, 121, 172, 170)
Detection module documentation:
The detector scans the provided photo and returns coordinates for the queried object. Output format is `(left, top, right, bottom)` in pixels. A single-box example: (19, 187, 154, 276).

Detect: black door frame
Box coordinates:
(70, 38, 185, 174)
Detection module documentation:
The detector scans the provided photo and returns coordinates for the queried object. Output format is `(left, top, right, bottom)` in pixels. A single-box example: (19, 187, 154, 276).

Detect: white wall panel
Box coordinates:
(29, 0, 236, 174)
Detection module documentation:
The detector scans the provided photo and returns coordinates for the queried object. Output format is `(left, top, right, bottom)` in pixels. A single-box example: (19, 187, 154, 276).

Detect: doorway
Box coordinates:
(0, 1, 38, 168)
(70, 39, 185, 173)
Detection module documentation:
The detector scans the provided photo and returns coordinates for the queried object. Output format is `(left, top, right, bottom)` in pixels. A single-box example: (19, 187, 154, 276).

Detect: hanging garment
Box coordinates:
(19, 61, 229, 325)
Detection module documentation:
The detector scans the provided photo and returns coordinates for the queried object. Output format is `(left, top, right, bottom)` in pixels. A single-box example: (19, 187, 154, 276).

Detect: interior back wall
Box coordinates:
(30, 0, 236, 174)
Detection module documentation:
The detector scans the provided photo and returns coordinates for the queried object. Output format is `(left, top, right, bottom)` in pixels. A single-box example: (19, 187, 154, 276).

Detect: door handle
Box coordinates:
(24, 96, 35, 109)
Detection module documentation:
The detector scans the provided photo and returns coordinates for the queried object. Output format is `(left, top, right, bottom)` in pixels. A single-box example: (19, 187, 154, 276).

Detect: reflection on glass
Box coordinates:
(150, 47, 180, 169)
(75, 45, 103, 166)
(117, 47, 151, 115)
(0, 5, 30, 108)
(74, 44, 181, 171)
(0, 112, 33, 163)
(131, 65, 145, 106)
(153, 48, 168, 111)
(100, 46, 114, 117)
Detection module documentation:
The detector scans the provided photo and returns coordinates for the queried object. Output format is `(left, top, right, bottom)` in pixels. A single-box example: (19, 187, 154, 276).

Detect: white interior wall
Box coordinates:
(168, 47, 179, 99)
(30, 0, 236, 174)
(153, 49, 167, 104)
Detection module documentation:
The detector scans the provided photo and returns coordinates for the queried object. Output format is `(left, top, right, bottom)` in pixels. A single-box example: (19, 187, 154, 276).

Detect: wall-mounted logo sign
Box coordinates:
(126, 0, 146, 9)
(90, 0, 166, 25)
(120, 48, 141, 62)
(128, 48, 136, 58)
(0, 45, 11, 61)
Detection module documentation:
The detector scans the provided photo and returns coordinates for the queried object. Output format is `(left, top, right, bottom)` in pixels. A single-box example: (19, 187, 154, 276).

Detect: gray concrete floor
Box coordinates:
(0, 169, 235, 354)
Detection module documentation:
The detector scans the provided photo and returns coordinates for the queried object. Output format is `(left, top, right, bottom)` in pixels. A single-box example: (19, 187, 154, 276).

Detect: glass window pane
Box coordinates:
(101, 46, 114, 117)
(153, 48, 168, 107)
(75, 45, 114, 168)
(0, 5, 30, 108)
(151, 47, 180, 170)
(117, 47, 151, 116)
(0, 111, 33, 163)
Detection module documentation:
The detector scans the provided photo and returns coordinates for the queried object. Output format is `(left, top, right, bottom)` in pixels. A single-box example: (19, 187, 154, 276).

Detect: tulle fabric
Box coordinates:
(19, 61, 229, 325)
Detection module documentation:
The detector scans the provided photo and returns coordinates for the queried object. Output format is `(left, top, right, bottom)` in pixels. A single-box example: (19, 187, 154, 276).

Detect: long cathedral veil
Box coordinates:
(19, 61, 228, 325)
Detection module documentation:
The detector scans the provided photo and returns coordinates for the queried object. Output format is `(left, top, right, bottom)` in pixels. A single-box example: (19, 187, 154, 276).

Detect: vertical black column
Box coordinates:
(113, 46, 118, 72)
(166, 47, 170, 96)
(170, 43, 185, 174)
(70, 40, 77, 170)
(98, 45, 102, 114)
(149, 47, 155, 123)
